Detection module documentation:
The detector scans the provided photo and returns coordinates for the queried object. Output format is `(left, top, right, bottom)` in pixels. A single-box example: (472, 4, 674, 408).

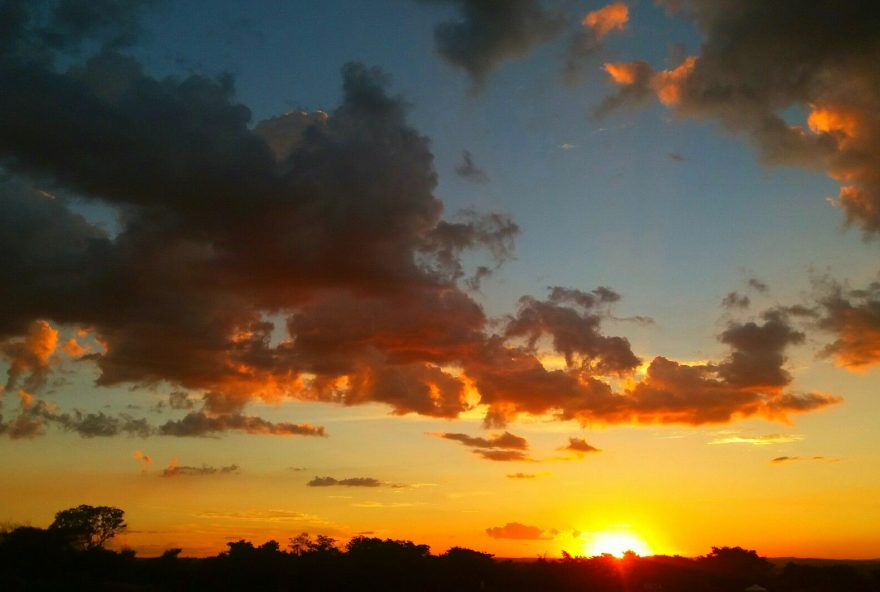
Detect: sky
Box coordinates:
(1, 0, 880, 559)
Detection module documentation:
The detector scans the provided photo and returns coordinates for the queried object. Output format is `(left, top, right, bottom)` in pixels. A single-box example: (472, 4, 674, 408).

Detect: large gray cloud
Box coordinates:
(0, 1, 841, 438)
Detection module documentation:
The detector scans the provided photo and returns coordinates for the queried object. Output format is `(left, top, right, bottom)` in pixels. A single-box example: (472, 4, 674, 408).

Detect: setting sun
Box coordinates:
(583, 531, 653, 558)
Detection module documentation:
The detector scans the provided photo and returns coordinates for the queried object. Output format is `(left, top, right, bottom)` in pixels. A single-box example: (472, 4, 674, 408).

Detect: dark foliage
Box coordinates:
(1, 511, 879, 591)
(48, 504, 126, 550)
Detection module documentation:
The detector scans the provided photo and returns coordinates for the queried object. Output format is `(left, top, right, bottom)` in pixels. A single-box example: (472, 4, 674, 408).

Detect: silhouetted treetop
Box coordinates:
(48, 504, 126, 550)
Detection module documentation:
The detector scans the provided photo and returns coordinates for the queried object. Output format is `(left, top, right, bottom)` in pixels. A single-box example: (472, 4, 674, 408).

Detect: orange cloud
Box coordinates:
(17, 389, 35, 409)
(604, 62, 640, 85)
(62, 338, 89, 358)
(132, 450, 153, 471)
(602, 56, 697, 106)
(1, 320, 58, 391)
(653, 56, 697, 106)
(583, 3, 629, 39)
(807, 105, 859, 138)
(486, 522, 550, 540)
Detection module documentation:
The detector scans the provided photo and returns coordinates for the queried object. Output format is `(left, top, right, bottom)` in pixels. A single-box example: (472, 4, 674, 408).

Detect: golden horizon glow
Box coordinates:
(583, 530, 653, 558)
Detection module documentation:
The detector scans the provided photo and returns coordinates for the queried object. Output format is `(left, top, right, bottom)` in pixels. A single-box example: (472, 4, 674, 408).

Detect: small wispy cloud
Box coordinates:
(558, 437, 601, 456)
(455, 150, 489, 184)
(161, 458, 240, 478)
(710, 433, 803, 446)
(307, 476, 402, 488)
(197, 510, 316, 522)
(132, 450, 152, 471)
(770, 455, 840, 464)
(351, 501, 422, 509)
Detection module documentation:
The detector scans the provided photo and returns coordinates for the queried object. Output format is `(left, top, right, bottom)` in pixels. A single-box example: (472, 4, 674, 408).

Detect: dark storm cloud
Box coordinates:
(417, 0, 566, 86)
(306, 476, 384, 488)
(603, 0, 880, 235)
(455, 150, 489, 184)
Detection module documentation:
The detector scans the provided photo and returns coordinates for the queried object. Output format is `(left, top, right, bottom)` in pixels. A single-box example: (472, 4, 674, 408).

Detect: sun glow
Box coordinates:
(583, 531, 653, 558)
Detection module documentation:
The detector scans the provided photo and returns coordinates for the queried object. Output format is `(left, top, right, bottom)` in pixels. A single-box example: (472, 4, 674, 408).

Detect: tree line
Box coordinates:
(1, 505, 879, 591)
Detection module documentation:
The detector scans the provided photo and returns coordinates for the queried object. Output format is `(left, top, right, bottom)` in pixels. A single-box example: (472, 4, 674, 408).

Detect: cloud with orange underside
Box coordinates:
(583, 3, 629, 40)
(0, 17, 848, 441)
(817, 281, 880, 369)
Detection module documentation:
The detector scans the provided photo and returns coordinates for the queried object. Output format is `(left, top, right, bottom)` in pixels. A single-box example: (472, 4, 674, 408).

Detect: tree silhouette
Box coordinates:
(4, 507, 877, 592)
(48, 504, 126, 550)
(289, 532, 339, 556)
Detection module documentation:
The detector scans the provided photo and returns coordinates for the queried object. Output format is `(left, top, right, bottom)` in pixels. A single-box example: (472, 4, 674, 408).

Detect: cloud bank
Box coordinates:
(0, 1, 843, 441)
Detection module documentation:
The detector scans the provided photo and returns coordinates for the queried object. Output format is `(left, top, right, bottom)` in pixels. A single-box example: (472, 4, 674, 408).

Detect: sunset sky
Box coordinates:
(2, 0, 880, 559)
